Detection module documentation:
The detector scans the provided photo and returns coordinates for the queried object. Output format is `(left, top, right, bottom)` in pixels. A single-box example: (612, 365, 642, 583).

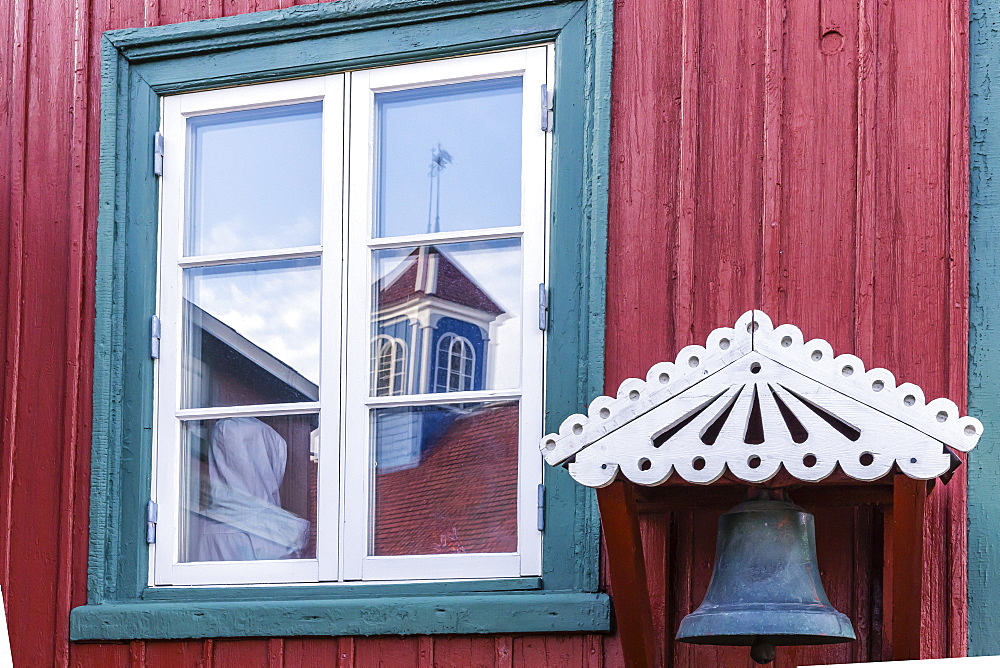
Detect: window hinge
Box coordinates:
(540, 84, 553, 132)
(151, 315, 161, 359)
(537, 484, 546, 532)
(146, 500, 158, 544)
(538, 283, 548, 331)
(153, 131, 164, 176)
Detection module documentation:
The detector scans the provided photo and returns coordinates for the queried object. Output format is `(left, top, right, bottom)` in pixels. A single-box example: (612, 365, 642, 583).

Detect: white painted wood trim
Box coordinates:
(178, 246, 323, 268)
(544, 310, 983, 487)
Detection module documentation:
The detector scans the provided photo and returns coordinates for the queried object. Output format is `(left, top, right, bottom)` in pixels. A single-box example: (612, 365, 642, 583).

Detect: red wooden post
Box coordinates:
(891, 474, 929, 661)
(596, 480, 658, 668)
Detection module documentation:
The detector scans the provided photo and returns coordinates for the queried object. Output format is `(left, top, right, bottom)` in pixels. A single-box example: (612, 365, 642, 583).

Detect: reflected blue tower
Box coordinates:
(373, 245, 506, 471)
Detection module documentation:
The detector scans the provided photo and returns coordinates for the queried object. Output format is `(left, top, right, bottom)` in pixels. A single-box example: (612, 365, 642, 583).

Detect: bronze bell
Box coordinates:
(676, 490, 855, 664)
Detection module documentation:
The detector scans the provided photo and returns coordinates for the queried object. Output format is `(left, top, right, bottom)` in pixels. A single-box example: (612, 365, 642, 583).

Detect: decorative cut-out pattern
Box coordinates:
(542, 311, 983, 487)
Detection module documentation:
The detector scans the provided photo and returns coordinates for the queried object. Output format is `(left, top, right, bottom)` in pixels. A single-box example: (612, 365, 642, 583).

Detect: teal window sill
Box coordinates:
(71, 591, 611, 640)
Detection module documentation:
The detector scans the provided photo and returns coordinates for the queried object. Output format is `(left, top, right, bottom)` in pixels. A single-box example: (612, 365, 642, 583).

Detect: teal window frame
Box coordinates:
(72, 0, 613, 640)
(969, 0, 1000, 654)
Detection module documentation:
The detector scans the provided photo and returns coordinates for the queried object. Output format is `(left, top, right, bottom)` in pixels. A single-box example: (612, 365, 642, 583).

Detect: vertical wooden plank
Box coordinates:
(8, 0, 80, 663)
(638, 512, 668, 662)
(604, 0, 682, 387)
(854, 0, 877, 361)
(354, 637, 419, 666)
(144, 640, 207, 667)
(57, 0, 97, 659)
(70, 643, 132, 667)
(433, 636, 494, 668)
(690, 0, 766, 332)
(416, 636, 433, 668)
(584, 634, 603, 668)
(157, 0, 223, 24)
(266, 638, 283, 667)
(771, 0, 859, 349)
(494, 636, 512, 668)
(211, 639, 269, 666)
(282, 638, 339, 667)
(595, 481, 657, 668)
(759, 0, 784, 315)
(337, 637, 355, 668)
(850, 505, 874, 663)
(892, 475, 928, 661)
(0, 1, 28, 657)
(882, 505, 894, 660)
(674, 0, 700, 346)
(946, 0, 971, 658)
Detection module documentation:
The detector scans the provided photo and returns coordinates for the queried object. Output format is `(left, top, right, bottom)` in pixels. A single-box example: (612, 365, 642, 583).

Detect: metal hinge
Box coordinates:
(153, 132, 164, 176)
(538, 283, 548, 331)
(146, 500, 158, 544)
(537, 484, 546, 531)
(540, 84, 553, 132)
(150, 315, 161, 359)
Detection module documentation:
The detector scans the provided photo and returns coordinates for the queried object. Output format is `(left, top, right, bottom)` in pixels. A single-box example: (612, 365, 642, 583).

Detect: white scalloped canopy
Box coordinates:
(541, 310, 983, 487)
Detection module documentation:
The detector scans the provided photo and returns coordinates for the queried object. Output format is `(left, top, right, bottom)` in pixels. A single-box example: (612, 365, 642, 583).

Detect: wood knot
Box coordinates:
(820, 30, 845, 55)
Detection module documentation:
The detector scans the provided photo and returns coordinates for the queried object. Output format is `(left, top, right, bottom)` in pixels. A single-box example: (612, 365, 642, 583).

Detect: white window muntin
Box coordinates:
(154, 48, 549, 587)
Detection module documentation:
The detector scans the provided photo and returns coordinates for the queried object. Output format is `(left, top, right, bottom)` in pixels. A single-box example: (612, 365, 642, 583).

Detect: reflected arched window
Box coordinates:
(434, 333, 475, 392)
(372, 335, 407, 396)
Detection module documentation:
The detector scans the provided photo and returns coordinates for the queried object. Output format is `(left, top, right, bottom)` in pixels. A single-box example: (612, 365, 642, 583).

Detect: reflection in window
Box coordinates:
(373, 401, 519, 555)
(372, 335, 407, 396)
(183, 415, 316, 563)
(435, 334, 475, 393)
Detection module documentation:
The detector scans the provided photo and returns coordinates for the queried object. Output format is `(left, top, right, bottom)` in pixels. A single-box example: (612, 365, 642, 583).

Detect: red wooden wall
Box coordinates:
(0, 0, 967, 665)
(606, 0, 969, 664)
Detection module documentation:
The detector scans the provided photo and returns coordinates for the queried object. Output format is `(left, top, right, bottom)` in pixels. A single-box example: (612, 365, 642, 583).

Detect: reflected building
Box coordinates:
(373, 245, 506, 398)
(182, 302, 319, 562)
(371, 244, 519, 556)
(372, 245, 508, 472)
(182, 243, 521, 560)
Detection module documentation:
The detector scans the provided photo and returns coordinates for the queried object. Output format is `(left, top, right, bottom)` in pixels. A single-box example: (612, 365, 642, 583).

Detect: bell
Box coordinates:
(676, 490, 855, 664)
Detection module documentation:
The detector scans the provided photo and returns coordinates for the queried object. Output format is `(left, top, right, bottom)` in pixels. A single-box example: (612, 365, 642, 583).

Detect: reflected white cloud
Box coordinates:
(187, 259, 322, 385)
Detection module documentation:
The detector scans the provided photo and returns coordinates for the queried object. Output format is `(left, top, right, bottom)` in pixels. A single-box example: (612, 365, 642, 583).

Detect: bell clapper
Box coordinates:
(750, 638, 776, 664)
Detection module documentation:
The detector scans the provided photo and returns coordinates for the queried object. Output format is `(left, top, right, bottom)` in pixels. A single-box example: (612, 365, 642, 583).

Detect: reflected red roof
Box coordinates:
(373, 402, 518, 555)
(377, 246, 504, 316)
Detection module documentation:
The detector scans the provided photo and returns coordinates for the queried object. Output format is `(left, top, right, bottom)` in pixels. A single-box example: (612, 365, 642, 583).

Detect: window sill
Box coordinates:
(69, 591, 611, 640)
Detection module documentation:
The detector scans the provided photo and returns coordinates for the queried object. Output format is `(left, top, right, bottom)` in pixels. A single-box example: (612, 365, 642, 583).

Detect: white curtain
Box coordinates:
(191, 416, 310, 561)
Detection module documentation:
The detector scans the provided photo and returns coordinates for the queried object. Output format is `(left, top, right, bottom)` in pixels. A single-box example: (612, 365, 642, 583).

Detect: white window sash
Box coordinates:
(343, 47, 548, 582)
(154, 74, 345, 586)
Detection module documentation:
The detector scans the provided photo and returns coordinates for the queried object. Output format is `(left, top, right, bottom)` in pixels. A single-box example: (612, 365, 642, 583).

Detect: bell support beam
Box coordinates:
(595, 480, 658, 668)
(891, 474, 929, 661)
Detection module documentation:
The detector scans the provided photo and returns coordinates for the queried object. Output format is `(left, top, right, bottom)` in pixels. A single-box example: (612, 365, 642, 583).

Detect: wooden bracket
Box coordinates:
(596, 480, 658, 668)
(891, 473, 929, 661)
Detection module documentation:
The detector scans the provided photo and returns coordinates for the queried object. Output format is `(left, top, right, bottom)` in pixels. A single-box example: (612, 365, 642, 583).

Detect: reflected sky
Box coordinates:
(376, 78, 522, 238)
(185, 258, 321, 385)
(187, 102, 322, 256)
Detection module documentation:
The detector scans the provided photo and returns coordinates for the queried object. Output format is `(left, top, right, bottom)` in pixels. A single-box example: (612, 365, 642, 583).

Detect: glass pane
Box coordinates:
(376, 78, 522, 238)
(182, 258, 320, 409)
(179, 414, 318, 562)
(186, 102, 322, 256)
(372, 401, 518, 555)
(371, 239, 521, 395)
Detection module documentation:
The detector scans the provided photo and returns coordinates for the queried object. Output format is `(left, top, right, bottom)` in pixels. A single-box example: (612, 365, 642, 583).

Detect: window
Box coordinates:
(155, 50, 547, 585)
(373, 335, 407, 396)
(435, 334, 476, 392)
(76, 0, 611, 640)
